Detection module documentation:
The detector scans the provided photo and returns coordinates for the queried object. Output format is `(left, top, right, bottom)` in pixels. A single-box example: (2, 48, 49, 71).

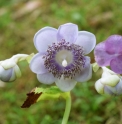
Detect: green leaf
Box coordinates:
(21, 86, 69, 108)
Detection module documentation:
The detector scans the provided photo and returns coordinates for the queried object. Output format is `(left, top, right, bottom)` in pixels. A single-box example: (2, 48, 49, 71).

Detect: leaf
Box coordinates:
(21, 86, 69, 108)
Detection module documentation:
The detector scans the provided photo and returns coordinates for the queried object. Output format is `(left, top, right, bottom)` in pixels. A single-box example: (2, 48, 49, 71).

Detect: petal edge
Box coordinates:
(30, 53, 48, 74)
(75, 31, 96, 54)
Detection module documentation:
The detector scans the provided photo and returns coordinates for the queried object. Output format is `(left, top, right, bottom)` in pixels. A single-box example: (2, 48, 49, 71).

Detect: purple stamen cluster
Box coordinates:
(43, 40, 86, 79)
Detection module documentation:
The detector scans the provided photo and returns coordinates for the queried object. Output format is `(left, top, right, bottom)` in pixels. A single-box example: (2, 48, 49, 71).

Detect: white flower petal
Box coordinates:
(95, 79, 104, 94)
(75, 31, 96, 55)
(55, 76, 77, 92)
(74, 57, 92, 82)
(30, 53, 48, 74)
(102, 67, 116, 75)
(0, 59, 16, 69)
(0, 54, 29, 70)
(57, 23, 78, 43)
(34, 27, 57, 53)
(101, 75, 120, 87)
(37, 73, 56, 84)
(11, 54, 29, 63)
(102, 71, 111, 78)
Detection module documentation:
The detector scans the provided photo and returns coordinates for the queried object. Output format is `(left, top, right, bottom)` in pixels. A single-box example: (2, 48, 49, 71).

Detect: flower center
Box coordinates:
(55, 49, 73, 66)
(43, 40, 85, 79)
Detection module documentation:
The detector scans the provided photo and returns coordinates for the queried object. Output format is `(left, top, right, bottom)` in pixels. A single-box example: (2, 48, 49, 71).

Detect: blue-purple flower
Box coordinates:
(30, 23, 96, 91)
(94, 35, 122, 74)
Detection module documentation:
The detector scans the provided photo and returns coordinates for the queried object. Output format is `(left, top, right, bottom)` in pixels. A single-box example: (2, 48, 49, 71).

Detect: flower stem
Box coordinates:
(61, 92, 71, 124)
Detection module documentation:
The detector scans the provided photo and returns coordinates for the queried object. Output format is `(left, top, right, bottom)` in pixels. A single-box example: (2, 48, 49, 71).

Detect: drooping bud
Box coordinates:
(95, 67, 122, 95)
(0, 54, 34, 82)
(0, 65, 21, 82)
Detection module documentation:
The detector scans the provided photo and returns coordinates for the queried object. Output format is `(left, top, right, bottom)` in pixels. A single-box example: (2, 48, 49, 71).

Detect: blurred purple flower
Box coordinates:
(30, 23, 96, 91)
(94, 35, 122, 74)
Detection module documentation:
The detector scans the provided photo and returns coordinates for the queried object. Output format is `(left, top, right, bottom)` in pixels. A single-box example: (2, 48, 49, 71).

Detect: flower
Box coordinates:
(95, 67, 122, 95)
(94, 35, 122, 74)
(30, 23, 96, 91)
(0, 54, 30, 82)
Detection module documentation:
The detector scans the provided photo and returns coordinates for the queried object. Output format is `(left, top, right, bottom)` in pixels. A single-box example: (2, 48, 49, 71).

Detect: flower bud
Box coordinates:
(95, 67, 122, 95)
(0, 54, 30, 69)
(0, 65, 21, 82)
(0, 54, 33, 82)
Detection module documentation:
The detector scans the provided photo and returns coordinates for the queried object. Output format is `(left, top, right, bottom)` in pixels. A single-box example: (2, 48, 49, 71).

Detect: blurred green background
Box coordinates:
(0, 0, 122, 124)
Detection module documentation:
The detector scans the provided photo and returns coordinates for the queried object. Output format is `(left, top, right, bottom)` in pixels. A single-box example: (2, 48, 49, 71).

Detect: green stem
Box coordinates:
(61, 92, 71, 124)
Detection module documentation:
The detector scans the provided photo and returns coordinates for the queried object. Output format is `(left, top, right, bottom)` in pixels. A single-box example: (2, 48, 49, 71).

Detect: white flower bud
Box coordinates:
(0, 54, 33, 82)
(95, 67, 122, 95)
(0, 65, 21, 82)
(0, 54, 29, 69)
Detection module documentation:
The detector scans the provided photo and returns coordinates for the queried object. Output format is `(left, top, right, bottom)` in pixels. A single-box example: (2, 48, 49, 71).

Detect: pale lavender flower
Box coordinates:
(30, 23, 96, 91)
(94, 35, 122, 74)
(95, 67, 122, 95)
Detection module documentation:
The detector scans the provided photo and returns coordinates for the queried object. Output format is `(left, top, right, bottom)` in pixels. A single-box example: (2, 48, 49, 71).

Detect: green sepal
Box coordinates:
(36, 86, 69, 101)
(21, 86, 69, 108)
(25, 53, 35, 63)
(92, 62, 99, 72)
